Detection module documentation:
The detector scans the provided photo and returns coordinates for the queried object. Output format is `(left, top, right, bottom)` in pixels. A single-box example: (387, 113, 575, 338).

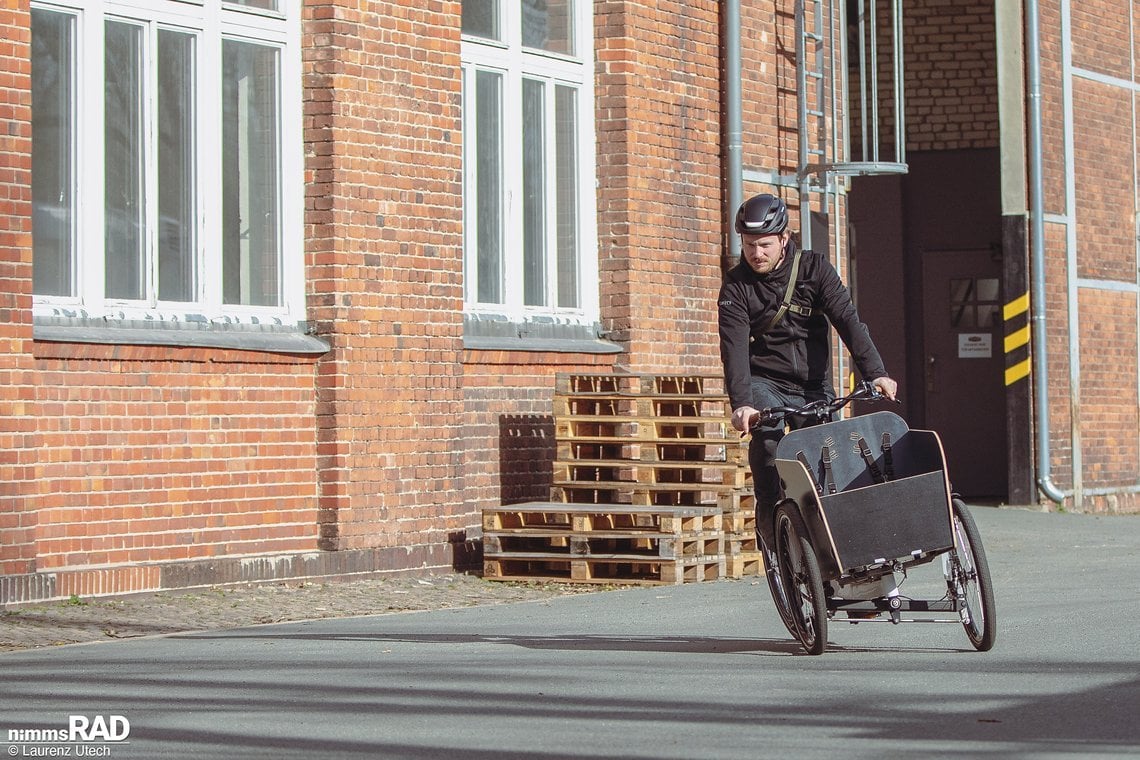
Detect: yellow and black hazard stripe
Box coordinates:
(1003, 292, 1031, 385)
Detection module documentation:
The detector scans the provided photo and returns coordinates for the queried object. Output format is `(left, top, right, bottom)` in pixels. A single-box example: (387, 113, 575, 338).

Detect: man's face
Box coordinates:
(741, 231, 788, 274)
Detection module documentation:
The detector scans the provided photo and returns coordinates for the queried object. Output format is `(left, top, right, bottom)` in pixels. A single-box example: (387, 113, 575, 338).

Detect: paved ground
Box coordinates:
(0, 574, 605, 652)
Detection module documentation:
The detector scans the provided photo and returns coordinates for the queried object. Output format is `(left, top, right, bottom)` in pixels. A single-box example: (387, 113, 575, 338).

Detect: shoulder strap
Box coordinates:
(764, 246, 804, 331)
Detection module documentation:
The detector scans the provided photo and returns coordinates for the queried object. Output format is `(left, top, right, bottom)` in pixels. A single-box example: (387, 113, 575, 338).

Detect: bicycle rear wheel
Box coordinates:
(775, 502, 828, 655)
(948, 498, 997, 651)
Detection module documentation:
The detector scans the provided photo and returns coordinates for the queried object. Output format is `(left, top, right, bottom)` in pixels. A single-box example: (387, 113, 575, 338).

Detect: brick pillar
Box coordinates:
(303, 1, 467, 560)
(594, 2, 724, 373)
(0, 0, 39, 577)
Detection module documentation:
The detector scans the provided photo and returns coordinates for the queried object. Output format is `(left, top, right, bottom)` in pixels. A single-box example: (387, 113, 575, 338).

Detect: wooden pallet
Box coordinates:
(485, 532, 724, 561)
(550, 486, 736, 508)
(555, 440, 748, 466)
(484, 554, 725, 585)
(725, 552, 765, 579)
(553, 395, 731, 420)
(717, 489, 755, 513)
(555, 416, 733, 442)
(555, 373, 726, 397)
(725, 532, 759, 555)
(484, 502, 722, 534)
(552, 460, 749, 488)
(483, 502, 726, 585)
(723, 510, 757, 535)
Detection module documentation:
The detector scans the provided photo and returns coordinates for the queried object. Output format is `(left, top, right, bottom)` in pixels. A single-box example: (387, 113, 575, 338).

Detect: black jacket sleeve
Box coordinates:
(815, 259, 888, 381)
(717, 278, 754, 410)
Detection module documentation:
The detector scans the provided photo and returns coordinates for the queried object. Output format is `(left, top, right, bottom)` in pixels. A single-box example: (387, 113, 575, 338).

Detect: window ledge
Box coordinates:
(462, 314, 622, 354)
(33, 317, 330, 355)
(463, 335, 622, 354)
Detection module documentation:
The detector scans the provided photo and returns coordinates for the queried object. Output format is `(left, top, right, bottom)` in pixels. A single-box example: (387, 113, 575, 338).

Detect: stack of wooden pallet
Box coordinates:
(482, 372, 760, 585)
(481, 502, 724, 584)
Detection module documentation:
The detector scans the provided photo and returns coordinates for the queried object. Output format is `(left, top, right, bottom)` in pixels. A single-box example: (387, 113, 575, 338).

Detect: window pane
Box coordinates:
(462, 0, 500, 41)
(31, 9, 75, 297)
(522, 78, 546, 307)
(222, 40, 281, 307)
(104, 21, 145, 301)
(225, 0, 279, 11)
(474, 70, 503, 304)
(951, 304, 975, 329)
(976, 277, 999, 302)
(522, 0, 574, 55)
(949, 278, 973, 305)
(554, 85, 578, 308)
(158, 30, 196, 302)
(978, 304, 1000, 328)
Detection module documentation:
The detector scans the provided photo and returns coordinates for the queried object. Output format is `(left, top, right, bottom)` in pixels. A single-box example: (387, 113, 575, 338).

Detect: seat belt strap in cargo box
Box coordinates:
(857, 436, 885, 483)
(881, 432, 894, 481)
(796, 450, 824, 497)
(821, 445, 837, 494)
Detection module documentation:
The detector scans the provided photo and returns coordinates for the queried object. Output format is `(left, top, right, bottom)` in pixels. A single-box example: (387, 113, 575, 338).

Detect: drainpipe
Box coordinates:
(725, 0, 743, 269)
(1025, 0, 1065, 504)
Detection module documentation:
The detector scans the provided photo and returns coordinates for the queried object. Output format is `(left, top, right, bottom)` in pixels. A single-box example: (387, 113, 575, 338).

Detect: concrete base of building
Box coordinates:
(0, 537, 482, 607)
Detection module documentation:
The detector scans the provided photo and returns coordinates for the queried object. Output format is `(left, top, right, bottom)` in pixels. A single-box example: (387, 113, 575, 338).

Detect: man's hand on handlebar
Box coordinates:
(870, 376, 898, 401)
(731, 405, 760, 433)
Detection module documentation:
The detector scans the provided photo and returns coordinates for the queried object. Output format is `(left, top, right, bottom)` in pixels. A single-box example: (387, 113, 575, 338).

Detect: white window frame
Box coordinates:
(30, 0, 305, 332)
(460, 1, 599, 332)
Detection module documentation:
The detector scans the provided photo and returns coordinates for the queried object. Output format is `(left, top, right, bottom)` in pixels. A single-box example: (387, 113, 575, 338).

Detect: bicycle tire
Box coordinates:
(760, 527, 798, 639)
(949, 498, 997, 651)
(775, 502, 828, 655)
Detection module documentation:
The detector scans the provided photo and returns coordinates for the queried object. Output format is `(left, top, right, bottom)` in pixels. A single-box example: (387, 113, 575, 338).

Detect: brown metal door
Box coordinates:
(921, 248, 1007, 498)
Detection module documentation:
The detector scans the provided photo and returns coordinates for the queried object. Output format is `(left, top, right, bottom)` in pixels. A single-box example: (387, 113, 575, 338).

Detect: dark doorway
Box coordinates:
(850, 149, 1007, 500)
(921, 248, 1007, 496)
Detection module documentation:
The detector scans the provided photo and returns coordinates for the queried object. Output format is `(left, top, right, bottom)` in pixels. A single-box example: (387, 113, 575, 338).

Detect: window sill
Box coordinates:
(33, 317, 330, 355)
(462, 313, 622, 354)
(463, 335, 622, 354)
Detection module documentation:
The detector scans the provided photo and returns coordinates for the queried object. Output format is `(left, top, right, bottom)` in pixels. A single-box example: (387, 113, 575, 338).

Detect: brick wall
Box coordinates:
(594, 0, 723, 371)
(3, 0, 475, 603)
(1078, 290, 1139, 492)
(29, 342, 321, 569)
(0, 0, 36, 578)
(903, 0, 998, 152)
(462, 351, 617, 514)
(1071, 73, 1135, 285)
(1058, 0, 1140, 512)
(850, 0, 998, 156)
(303, 0, 468, 553)
(1039, 0, 1067, 216)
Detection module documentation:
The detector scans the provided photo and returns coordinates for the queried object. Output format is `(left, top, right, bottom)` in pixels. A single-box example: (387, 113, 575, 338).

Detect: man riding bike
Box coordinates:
(717, 193, 898, 560)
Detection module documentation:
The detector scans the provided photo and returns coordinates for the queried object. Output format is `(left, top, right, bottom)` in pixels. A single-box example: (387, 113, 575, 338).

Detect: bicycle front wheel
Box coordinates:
(948, 498, 997, 651)
(761, 531, 798, 639)
(775, 502, 828, 655)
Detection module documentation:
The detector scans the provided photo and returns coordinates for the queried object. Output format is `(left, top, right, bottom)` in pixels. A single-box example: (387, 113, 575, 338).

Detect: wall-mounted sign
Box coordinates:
(958, 333, 992, 359)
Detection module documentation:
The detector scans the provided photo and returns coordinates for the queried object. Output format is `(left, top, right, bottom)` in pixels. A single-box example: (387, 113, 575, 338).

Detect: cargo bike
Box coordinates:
(754, 382, 997, 655)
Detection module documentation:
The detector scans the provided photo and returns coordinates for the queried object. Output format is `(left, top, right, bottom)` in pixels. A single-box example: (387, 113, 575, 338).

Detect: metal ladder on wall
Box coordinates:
(795, 0, 908, 253)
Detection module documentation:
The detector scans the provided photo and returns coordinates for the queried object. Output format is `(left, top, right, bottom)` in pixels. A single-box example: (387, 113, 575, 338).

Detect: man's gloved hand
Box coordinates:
(731, 406, 761, 432)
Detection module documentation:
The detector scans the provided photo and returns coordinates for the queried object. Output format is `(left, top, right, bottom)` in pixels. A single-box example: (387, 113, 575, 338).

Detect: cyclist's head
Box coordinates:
(735, 193, 788, 236)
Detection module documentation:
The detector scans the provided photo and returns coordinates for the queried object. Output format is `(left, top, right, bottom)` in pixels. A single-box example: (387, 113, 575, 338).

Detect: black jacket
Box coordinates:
(717, 242, 887, 410)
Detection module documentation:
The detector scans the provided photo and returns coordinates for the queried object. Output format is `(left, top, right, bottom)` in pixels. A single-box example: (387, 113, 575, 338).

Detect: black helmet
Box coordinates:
(735, 193, 788, 235)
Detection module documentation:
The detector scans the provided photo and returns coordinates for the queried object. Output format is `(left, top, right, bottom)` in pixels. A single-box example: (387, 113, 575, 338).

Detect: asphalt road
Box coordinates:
(2, 507, 1138, 760)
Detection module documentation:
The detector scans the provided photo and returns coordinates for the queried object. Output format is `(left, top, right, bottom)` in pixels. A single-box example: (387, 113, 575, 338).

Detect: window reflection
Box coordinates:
(522, 0, 574, 55)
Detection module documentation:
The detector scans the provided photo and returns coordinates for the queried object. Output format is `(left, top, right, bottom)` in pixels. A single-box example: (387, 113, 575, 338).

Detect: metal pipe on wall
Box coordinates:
(725, 0, 743, 265)
(1025, 0, 1065, 504)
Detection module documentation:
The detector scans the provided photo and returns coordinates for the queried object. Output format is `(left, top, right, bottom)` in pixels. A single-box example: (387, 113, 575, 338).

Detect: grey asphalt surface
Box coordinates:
(2, 506, 1138, 760)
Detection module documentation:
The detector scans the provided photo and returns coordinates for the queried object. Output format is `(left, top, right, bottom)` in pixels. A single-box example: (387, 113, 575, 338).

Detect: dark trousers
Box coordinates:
(749, 376, 833, 549)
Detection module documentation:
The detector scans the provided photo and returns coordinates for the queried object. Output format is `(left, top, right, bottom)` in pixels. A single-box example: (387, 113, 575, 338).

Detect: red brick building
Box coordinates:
(1, 0, 1137, 604)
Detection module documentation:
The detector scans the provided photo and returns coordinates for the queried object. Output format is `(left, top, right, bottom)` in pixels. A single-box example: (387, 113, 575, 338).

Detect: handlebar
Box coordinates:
(749, 381, 897, 431)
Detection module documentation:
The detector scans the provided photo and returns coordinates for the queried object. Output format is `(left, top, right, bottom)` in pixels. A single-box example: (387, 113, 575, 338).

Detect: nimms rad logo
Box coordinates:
(7, 715, 130, 743)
